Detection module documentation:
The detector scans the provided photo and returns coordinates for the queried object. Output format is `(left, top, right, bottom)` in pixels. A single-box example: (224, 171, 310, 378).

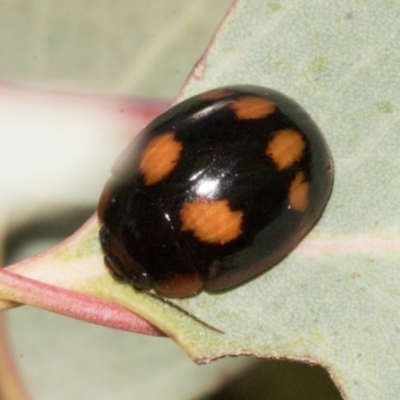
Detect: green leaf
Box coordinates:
(179, 1, 400, 398)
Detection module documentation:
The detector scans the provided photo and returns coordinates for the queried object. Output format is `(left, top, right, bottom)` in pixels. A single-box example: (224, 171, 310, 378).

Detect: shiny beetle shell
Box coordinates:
(98, 85, 334, 298)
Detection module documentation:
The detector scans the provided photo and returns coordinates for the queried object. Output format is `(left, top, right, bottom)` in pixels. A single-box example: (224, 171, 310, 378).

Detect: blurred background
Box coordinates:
(0, 1, 342, 399)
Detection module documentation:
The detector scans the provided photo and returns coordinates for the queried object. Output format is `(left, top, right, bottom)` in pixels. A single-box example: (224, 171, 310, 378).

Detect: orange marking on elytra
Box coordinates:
(199, 88, 233, 100)
(180, 199, 243, 245)
(153, 273, 203, 298)
(140, 132, 182, 185)
(231, 96, 276, 119)
(266, 128, 306, 170)
(289, 171, 309, 211)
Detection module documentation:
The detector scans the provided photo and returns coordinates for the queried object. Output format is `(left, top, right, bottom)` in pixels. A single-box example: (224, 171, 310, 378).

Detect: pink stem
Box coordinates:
(0, 269, 164, 336)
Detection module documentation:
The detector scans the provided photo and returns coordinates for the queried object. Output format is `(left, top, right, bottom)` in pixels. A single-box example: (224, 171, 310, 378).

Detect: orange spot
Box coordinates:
(140, 132, 182, 185)
(231, 96, 275, 119)
(199, 88, 233, 100)
(266, 128, 306, 170)
(289, 171, 309, 212)
(153, 273, 203, 298)
(180, 199, 243, 245)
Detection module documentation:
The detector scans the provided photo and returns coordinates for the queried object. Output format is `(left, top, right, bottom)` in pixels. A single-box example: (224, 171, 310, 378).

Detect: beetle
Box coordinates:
(98, 85, 334, 298)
